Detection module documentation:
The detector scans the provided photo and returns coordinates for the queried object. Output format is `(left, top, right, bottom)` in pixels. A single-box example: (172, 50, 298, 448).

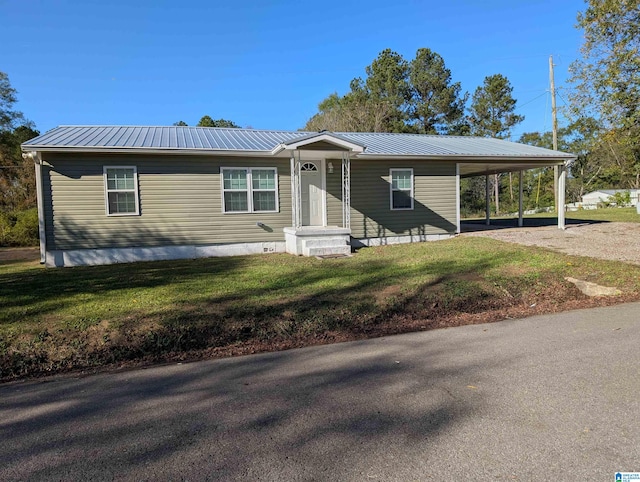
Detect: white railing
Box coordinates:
(290, 153, 302, 228)
(342, 152, 351, 229)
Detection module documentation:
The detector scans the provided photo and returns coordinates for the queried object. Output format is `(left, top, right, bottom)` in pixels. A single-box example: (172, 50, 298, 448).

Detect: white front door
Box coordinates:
(301, 162, 324, 226)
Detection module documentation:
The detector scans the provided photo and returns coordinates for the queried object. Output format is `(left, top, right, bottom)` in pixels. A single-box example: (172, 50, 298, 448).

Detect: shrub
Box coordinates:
(610, 191, 631, 207)
(600, 191, 631, 208)
(0, 208, 39, 246)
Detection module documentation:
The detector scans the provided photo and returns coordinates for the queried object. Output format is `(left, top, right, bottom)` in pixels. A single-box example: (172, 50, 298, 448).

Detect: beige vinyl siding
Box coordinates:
(327, 159, 457, 238)
(298, 140, 350, 151)
(42, 153, 291, 250)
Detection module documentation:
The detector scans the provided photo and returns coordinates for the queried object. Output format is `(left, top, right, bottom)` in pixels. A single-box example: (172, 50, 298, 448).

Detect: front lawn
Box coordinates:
(465, 206, 640, 224)
(535, 206, 640, 223)
(2, 237, 639, 381)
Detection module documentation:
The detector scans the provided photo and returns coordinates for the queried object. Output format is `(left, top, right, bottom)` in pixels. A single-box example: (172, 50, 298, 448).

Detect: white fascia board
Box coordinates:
(357, 154, 575, 162)
(20, 147, 275, 157)
(279, 133, 365, 153)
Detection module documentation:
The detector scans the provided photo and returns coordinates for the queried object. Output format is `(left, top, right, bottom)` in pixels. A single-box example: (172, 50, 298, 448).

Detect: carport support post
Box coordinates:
(518, 170, 524, 227)
(485, 174, 491, 225)
(557, 164, 566, 230)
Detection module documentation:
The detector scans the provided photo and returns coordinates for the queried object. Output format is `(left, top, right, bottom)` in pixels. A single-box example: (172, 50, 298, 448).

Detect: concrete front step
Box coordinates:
(284, 226, 352, 256)
(304, 245, 352, 257)
(301, 236, 350, 256)
(302, 237, 349, 249)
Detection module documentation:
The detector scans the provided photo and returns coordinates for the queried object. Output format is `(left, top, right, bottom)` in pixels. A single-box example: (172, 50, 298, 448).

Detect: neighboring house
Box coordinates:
(580, 189, 640, 209)
(21, 126, 575, 267)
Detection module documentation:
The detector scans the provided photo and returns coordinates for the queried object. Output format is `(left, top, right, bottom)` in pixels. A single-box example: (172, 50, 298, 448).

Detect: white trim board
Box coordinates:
(46, 242, 286, 267)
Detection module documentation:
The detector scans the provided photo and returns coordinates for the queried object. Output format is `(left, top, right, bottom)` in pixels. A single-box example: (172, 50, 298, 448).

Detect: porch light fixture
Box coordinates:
(328, 162, 334, 174)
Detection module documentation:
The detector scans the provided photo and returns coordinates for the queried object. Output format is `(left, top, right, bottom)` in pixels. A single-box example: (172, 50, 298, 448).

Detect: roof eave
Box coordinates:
(358, 153, 576, 162)
(276, 132, 366, 153)
(20, 145, 578, 163)
(20, 146, 275, 157)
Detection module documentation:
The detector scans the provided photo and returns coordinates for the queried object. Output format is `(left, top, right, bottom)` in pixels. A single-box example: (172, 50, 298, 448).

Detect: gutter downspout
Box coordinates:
(23, 151, 46, 264)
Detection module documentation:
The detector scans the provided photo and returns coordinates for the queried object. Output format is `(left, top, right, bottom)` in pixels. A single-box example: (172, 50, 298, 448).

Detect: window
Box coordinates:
(222, 167, 278, 213)
(104, 166, 139, 215)
(390, 168, 414, 210)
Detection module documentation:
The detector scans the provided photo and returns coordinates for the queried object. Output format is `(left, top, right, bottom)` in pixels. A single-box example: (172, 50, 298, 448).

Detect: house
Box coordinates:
(580, 189, 640, 209)
(21, 126, 576, 267)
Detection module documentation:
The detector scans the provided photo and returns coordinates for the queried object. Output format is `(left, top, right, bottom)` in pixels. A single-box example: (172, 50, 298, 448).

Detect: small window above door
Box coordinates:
(301, 162, 318, 172)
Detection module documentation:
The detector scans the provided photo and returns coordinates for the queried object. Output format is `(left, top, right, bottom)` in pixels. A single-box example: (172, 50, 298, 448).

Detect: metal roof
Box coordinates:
(22, 125, 576, 159)
(584, 189, 638, 195)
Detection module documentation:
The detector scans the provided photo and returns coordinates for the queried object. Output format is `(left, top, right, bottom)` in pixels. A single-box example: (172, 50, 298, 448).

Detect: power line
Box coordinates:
(514, 91, 548, 111)
(555, 90, 583, 126)
(556, 90, 570, 107)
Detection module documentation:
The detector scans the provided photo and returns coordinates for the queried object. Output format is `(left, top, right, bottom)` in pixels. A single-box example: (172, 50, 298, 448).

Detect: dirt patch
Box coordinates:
(462, 222, 640, 265)
(375, 284, 403, 304)
(0, 247, 39, 263)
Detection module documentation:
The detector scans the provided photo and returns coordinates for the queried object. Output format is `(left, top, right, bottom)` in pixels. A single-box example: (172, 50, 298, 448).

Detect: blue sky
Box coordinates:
(3, 0, 585, 138)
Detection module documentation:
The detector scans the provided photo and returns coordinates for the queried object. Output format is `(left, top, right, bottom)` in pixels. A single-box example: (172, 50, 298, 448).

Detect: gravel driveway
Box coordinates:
(461, 221, 640, 265)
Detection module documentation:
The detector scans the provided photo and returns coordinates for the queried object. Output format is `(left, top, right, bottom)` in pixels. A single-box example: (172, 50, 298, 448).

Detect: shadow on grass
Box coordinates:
(120, 247, 572, 360)
(0, 255, 246, 321)
(0, 249, 499, 323)
(0, 247, 521, 376)
(0, 234, 580, 380)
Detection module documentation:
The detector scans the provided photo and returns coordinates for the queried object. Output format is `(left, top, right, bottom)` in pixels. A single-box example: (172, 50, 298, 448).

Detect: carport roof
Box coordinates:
(22, 126, 575, 174)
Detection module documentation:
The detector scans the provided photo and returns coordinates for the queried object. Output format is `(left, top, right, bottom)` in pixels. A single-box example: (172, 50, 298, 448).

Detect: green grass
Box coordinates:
(463, 207, 640, 224)
(532, 207, 640, 223)
(2, 237, 640, 380)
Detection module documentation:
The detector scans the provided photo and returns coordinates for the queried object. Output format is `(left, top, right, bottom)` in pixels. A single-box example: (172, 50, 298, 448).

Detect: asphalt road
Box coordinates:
(2, 303, 640, 481)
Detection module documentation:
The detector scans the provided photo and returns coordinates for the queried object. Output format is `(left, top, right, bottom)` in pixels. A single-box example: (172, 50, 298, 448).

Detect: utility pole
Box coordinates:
(549, 55, 559, 212)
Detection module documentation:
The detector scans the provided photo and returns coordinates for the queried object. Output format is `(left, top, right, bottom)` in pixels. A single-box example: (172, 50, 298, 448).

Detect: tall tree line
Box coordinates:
(0, 72, 39, 212)
(518, 0, 639, 208)
(304, 48, 473, 135)
(565, 0, 640, 192)
(174, 116, 240, 128)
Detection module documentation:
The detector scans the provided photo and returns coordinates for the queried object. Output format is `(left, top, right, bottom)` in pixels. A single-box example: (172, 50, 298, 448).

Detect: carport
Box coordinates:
(458, 154, 576, 230)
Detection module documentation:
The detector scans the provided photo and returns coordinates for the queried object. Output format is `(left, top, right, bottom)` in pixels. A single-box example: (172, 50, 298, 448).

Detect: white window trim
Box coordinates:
(390, 168, 414, 211)
(103, 165, 140, 216)
(221, 167, 279, 214)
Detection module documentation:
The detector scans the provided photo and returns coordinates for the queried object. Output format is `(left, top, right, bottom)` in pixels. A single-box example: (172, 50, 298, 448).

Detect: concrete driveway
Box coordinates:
(2, 303, 639, 481)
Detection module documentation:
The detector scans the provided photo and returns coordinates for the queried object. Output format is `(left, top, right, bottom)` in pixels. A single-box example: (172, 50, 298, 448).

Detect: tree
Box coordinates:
(304, 48, 468, 134)
(468, 74, 524, 213)
(362, 49, 410, 132)
(407, 48, 467, 135)
(517, 131, 560, 208)
(568, 0, 640, 189)
(1, 71, 26, 132)
(304, 93, 346, 131)
(196, 116, 240, 128)
(0, 72, 38, 211)
(0, 125, 40, 211)
(468, 74, 523, 139)
(518, 117, 612, 204)
(173, 120, 188, 126)
(568, 0, 640, 128)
